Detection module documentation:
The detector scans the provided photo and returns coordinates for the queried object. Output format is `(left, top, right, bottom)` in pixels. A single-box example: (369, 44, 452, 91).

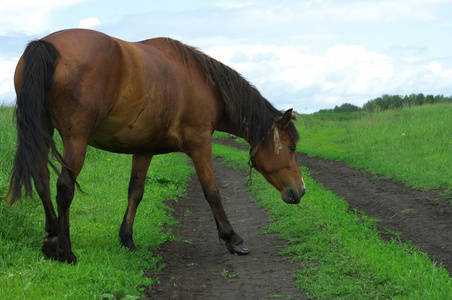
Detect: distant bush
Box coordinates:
(314, 94, 452, 114)
(316, 103, 361, 114)
(362, 93, 452, 112)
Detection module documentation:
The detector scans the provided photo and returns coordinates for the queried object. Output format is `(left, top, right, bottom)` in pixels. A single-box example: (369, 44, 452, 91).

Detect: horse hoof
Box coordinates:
(42, 236, 78, 264)
(121, 238, 137, 252)
(57, 248, 78, 264)
(228, 243, 251, 255)
(42, 236, 58, 260)
(65, 252, 78, 265)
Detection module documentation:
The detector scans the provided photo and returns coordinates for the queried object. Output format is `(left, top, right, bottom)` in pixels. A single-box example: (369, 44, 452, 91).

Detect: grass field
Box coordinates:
(1, 103, 452, 299)
(296, 103, 452, 196)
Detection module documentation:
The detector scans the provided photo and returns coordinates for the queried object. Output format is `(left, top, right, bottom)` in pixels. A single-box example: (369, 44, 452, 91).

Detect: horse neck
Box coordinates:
(215, 115, 273, 150)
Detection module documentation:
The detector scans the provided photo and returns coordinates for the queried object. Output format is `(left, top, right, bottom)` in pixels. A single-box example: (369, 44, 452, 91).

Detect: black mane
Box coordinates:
(167, 39, 299, 146)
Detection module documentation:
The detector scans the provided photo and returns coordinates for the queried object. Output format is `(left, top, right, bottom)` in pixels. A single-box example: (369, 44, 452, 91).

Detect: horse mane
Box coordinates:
(165, 38, 299, 146)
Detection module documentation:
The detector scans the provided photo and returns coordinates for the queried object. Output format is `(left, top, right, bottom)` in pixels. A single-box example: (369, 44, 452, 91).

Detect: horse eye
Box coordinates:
(288, 146, 296, 153)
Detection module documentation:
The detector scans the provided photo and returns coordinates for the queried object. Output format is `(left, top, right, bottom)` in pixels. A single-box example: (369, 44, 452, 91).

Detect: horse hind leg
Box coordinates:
(119, 153, 152, 251)
(35, 156, 58, 235)
(37, 161, 60, 259)
(25, 143, 63, 260)
(48, 139, 87, 264)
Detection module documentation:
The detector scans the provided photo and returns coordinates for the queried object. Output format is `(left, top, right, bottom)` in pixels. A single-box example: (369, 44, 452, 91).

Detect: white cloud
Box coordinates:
(79, 17, 101, 29)
(215, 1, 252, 9)
(424, 61, 442, 76)
(207, 44, 395, 101)
(295, 0, 446, 23)
(205, 41, 452, 112)
(0, 57, 18, 104)
(0, 0, 88, 35)
(421, 61, 452, 90)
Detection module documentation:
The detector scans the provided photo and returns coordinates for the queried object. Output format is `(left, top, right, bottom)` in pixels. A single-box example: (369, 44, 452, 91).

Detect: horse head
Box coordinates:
(250, 109, 305, 204)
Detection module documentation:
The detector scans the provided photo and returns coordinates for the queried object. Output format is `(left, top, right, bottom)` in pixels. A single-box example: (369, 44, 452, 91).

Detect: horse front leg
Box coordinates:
(190, 146, 250, 255)
(119, 153, 152, 251)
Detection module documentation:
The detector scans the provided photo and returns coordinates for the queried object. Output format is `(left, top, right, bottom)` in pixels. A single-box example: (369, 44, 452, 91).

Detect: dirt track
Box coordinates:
(298, 152, 452, 273)
(145, 157, 306, 299)
(143, 138, 452, 299)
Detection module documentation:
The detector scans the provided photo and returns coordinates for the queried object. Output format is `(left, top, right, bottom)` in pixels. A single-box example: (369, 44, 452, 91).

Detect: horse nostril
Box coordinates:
(283, 188, 304, 204)
(289, 189, 301, 204)
(300, 187, 306, 198)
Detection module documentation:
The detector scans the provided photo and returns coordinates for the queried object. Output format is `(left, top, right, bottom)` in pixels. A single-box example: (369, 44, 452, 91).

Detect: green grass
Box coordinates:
(296, 103, 452, 196)
(0, 106, 17, 197)
(212, 142, 452, 299)
(0, 106, 194, 299)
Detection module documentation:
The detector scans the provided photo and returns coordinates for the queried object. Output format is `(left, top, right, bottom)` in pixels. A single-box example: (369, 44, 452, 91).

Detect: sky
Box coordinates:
(1, 0, 452, 113)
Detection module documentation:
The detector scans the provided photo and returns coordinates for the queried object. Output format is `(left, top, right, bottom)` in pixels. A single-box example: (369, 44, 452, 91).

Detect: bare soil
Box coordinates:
(142, 138, 452, 299)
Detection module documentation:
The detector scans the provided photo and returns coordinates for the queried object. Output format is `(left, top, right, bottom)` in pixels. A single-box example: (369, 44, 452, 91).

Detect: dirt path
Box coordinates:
(143, 138, 452, 299)
(144, 158, 307, 299)
(298, 152, 452, 273)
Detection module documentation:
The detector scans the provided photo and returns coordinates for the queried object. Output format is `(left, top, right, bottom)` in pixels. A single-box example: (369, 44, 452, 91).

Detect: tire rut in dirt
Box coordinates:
(144, 158, 307, 299)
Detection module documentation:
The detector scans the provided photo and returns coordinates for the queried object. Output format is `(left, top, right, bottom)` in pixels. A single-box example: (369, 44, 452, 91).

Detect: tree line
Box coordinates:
(316, 94, 452, 114)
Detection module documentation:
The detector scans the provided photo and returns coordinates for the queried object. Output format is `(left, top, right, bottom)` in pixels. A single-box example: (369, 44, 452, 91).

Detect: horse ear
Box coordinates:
(279, 109, 294, 129)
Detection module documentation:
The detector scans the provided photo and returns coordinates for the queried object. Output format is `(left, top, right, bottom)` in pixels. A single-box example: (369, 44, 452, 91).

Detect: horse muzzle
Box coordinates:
(281, 186, 305, 204)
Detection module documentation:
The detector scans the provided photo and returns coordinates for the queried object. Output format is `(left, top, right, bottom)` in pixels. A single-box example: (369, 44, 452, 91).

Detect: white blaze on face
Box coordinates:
(273, 126, 282, 154)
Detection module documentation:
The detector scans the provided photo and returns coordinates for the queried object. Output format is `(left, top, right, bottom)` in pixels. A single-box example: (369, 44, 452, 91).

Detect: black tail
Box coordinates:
(7, 40, 63, 204)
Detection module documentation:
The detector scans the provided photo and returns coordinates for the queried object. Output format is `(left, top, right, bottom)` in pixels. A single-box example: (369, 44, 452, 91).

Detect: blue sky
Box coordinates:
(1, 0, 452, 113)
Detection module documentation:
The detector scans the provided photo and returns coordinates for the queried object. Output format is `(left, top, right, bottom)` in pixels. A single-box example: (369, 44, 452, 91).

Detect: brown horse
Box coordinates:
(8, 29, 305, 264)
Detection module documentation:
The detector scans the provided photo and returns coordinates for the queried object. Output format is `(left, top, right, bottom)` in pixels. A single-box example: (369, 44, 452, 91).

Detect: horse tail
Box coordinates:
(7, 40, 63, 204)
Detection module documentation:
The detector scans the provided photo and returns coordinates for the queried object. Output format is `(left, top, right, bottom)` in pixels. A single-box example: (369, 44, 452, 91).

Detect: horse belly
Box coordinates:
(88, 119, 178, 154)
